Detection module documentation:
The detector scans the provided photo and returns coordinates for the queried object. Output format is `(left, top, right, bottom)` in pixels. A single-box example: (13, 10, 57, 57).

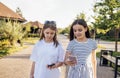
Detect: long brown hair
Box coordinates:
(69, 19, 91, 41)
(40, 21, 59, 47)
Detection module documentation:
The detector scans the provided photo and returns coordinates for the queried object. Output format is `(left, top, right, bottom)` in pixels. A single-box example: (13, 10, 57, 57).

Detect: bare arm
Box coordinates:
(64, 52, 70, 63)
(30, 62, 35, 78)
(55, 62, 63, 67)
(91, 50, 97, 78)
(64, 52, 77, 66)
(47, 62, 64, 69)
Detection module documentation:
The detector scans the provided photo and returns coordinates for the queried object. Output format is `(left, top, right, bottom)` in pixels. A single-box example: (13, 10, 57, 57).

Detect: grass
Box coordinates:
(0, 37, 39, 58)
(96, 52, 101, 58)
(23, 37, 39, 44)
(97, 44, 106, 49)
(0, 46, 27, 58)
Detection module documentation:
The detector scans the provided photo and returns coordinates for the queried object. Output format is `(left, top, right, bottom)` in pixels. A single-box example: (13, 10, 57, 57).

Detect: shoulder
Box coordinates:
(34, 39, 43, 47)
(88, 38, 97, 49)
(67, 40, 76, 49)
(68, 39, 76, 45)
(88, 38, 96, 44)
(57, 41, 63, 48)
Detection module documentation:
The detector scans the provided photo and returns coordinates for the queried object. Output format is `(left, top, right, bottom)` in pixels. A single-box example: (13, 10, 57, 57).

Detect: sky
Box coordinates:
(0, 0, 96, 28)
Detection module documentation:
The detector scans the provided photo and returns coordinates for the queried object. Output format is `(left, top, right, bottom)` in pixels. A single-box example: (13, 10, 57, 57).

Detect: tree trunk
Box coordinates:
(91, 29, 96, 40)
(115, 28, 119, 52)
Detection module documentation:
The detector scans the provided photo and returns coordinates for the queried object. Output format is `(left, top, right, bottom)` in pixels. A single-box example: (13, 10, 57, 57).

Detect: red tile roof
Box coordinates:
(32, 21, 43, 28)
(0, 2, 26, 22)
(26, 21, 43, 28)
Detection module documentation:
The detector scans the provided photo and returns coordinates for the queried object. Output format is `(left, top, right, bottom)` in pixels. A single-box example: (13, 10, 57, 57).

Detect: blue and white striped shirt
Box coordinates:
(67, 38, 97, 78)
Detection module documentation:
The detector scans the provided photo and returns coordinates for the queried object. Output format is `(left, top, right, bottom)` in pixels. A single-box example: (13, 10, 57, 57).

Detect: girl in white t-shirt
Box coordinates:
(30, 21, 65, 78)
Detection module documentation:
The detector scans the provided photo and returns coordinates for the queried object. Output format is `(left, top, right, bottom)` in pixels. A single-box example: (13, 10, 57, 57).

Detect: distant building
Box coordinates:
(30, 21, 43, 29)
(24, 21, 43, 37)
(0, 2, 26, 22)
(29, 21, 43, 34)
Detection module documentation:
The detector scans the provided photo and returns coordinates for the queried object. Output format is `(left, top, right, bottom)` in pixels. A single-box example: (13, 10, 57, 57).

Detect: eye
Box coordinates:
(73, 29, 77, 32)
(78, 29, 82, 32)
(50, 32, 54, 35)
(46, 32, 49, 34)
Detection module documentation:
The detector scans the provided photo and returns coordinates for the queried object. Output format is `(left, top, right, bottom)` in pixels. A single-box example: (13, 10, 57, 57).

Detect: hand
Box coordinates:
(65, 55, 77, 66)
(65, 60, 77, 66)
(47, 63, 57, 69)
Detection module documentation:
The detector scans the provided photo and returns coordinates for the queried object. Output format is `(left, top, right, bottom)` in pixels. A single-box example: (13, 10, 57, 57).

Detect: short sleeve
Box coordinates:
(30, 43, 38, 62)
(92, 40, 97, 50)
(57, 44, 65, 62)
(66, 41, 73, 52)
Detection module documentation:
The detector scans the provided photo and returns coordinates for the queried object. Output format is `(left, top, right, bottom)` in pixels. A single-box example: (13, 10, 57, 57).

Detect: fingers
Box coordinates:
(65, 60, 77, 66)
(47, 64, 56, 69)
(70, 61, 77, 65)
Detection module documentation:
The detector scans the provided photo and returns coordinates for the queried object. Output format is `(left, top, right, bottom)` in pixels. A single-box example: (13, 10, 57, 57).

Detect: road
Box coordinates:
(97, 40, 120, 52)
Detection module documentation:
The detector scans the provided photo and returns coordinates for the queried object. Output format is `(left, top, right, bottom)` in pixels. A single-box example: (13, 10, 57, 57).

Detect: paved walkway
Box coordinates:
(0, 45, 33, 78)
(0, 35, 117, 78)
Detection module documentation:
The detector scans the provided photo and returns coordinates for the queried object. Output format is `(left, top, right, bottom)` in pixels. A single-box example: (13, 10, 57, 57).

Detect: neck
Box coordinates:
(76, 37, 87, 42)
(44, 39, 53, 43)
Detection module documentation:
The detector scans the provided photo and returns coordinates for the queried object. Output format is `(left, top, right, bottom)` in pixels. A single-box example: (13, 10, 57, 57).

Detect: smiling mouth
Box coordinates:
(47, 38, 51, 40)
(76, 34, 81, 37)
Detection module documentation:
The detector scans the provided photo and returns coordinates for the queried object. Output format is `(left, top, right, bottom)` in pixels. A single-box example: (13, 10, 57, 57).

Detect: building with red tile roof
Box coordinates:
(0, 2, 26, 22)
(29, 21, 43, 29)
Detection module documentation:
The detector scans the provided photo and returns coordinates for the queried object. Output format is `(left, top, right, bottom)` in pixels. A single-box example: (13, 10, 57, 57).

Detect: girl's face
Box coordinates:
(43, 28, 56, 42)
(73, 24, 87, 40)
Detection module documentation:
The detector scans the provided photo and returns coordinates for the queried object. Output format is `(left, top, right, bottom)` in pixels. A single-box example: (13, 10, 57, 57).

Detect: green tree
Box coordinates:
(0, 19, 26, 46)
(60, 26, 70, 35)
(76, 12, 86, 19)
(93, 0, 120, 52)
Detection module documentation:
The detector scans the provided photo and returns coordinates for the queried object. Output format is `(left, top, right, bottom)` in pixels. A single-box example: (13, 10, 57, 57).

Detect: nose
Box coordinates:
(48, 34, 51, 37)
(76, 30, 80, 34)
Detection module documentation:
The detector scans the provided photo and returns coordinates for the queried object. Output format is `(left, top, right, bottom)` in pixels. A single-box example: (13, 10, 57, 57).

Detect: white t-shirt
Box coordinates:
(30, 39, 65, 78)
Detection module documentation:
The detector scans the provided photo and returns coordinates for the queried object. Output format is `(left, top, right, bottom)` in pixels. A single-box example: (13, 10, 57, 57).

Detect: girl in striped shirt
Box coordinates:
(64, 19, 97, 78)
